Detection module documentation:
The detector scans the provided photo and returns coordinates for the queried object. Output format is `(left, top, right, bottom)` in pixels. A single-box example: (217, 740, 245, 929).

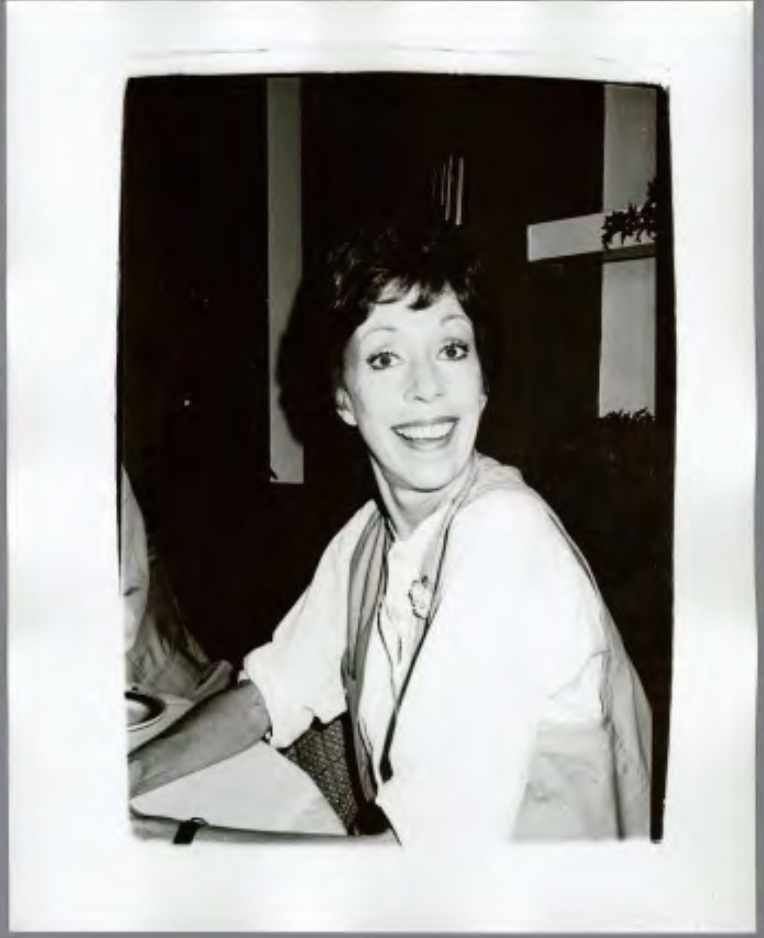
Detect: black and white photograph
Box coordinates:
(120, 73, 671, 848)
(9, 2, 757, 931)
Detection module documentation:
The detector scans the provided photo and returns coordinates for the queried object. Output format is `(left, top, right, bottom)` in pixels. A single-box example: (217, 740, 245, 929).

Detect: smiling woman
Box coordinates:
(129, 221, 652, 845)
(336, 288, 487, 534)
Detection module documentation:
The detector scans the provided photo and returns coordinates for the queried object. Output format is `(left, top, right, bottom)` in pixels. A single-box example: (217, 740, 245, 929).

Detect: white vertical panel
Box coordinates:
(603, 84, 656, 210)
(599, 257, 656, 415)
(267, 77, 304, 483)
(599, 83, 657, 413)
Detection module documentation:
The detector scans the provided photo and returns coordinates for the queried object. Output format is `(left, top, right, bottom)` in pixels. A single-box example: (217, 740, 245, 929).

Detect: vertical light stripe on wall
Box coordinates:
(267, 77, 304, 483)
(599, 84, 657, 415)
(600, 257, 657, 414)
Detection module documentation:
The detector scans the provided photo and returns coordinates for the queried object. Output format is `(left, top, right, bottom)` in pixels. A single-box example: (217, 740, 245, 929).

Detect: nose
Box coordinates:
(405, 356, 444, 403)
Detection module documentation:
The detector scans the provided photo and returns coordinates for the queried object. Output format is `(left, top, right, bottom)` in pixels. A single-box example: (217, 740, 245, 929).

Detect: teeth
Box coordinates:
(396, 421, 455, 441)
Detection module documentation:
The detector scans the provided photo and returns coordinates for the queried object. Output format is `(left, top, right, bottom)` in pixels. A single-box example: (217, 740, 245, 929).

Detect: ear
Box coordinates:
(335, 386, 358, 427)
(479, 388, 488, 411)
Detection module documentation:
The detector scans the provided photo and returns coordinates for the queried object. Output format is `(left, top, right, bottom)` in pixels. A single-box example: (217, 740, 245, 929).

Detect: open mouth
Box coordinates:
(393, 419, 457, 444)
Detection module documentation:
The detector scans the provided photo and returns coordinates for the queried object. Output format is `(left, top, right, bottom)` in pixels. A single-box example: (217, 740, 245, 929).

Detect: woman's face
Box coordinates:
(336, 287, 487, 497)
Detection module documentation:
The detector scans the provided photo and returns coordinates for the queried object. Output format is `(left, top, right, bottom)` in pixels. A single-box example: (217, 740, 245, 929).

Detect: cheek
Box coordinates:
(461, 362, 487, 403)
(350, 367, 396, 409)
(355, 388, 394, 430)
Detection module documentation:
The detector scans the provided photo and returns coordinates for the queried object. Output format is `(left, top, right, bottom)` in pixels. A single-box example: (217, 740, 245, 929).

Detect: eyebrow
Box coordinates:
(357, 325, 398, 344)
(440, 312, 472, 326)
(359, 312, 471, 341)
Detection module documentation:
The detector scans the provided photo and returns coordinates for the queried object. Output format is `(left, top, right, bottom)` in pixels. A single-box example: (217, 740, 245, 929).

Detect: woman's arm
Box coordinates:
(128, 680, 271, 798)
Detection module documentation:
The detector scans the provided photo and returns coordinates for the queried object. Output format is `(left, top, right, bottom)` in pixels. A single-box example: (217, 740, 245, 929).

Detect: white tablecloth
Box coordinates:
(128, 694, 346, 836)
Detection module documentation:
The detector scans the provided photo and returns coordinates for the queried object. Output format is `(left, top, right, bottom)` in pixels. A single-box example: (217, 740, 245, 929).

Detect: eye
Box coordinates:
(367, 349, 400, 371)
(439, 340, 470, 362)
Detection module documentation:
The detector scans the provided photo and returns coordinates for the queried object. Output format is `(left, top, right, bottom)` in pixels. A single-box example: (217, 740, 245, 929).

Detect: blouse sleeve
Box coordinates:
(376, 488, 605, 846)
(242, 502, 375, 749)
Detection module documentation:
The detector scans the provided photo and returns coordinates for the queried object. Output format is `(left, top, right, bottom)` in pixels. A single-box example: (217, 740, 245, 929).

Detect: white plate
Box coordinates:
(126, 689, 166, 732)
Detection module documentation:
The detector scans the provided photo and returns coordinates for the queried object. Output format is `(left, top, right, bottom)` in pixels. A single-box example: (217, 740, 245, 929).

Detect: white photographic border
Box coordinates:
(8, 1, 756, 930)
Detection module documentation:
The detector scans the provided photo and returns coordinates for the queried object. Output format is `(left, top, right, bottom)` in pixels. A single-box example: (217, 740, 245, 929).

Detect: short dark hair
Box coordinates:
(323, 222, 495, 393)
(277, 221, 496, 443)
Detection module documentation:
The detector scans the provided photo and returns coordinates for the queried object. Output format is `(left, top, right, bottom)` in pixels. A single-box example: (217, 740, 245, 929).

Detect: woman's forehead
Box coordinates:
(362, 286, 470, 331)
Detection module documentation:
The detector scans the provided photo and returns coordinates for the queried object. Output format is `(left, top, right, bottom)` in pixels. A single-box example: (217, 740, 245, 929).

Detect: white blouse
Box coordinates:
(356, 507, 446, 783)
(243, 485, 606, 845)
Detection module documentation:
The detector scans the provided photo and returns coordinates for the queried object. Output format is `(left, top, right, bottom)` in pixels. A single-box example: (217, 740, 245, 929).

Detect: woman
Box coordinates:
(129, 224, 651, 845)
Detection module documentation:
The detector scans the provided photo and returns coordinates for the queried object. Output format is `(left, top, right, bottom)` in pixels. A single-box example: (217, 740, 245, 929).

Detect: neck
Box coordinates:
(371, 454, 477, 539)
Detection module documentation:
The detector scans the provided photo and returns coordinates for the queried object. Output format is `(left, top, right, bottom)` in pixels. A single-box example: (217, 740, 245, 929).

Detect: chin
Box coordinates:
(394, 454, 471, 494)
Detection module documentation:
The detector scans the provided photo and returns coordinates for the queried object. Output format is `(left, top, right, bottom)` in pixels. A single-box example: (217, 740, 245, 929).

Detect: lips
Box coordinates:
(393, 418, 457, 443)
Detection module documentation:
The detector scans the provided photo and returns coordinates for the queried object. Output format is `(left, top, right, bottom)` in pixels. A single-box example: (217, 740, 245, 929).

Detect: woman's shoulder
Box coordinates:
(322, 499, 380, 557)
(301, 500, 380, 593)
(460, 455, 556, 536)
(453, 456, 593, 587)
(449, 458, 605, 649)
